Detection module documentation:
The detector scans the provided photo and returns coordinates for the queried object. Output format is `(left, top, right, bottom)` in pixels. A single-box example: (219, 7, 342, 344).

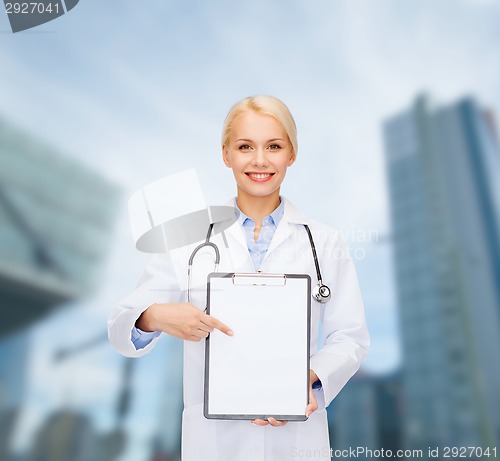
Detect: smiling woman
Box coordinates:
(108, 95, 370, 461)
(221, 96, 297, 240)
(223, 114, 295, 234)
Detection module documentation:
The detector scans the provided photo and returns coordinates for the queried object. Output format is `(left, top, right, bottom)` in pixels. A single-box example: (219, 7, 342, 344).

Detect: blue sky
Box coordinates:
(1, 0, 499, 459)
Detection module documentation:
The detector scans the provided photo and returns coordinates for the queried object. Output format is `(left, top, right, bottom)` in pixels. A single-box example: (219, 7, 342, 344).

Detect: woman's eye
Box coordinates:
(239, 145, 251, 150)
(269, 144, 281, 150)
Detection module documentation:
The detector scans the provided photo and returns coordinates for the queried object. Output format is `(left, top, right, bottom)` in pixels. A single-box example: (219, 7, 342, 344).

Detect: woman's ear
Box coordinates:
(287, 150, 296, 167)
(222, 145, 231, 167)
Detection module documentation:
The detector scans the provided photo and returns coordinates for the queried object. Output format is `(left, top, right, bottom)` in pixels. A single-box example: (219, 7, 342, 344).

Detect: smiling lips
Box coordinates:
(245, 172, 275, 182)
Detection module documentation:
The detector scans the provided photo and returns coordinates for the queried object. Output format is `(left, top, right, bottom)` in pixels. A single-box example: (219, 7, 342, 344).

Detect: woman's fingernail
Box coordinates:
(306, 411, 311, 417)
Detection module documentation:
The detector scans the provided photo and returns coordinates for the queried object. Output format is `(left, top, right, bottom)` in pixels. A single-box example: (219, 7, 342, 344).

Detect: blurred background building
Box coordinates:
(0, 117, 120, 334)
(148, 338, 183, 461)
(383, 95, 500, 454)
(328, 371, 402, 460)
(328, 92, 500, 459)
(0, 332, 30, 460)
(0, 117, 120, 460)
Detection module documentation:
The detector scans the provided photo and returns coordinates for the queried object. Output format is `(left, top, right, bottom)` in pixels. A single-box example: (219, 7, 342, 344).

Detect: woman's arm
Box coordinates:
(309, 232, 370, 407)
(136, 302, 233, 341)
(108, 253, 232, 358)
(108, 252, 183, 358)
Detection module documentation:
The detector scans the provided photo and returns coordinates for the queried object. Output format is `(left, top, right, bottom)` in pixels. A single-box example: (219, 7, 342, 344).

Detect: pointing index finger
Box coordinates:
(203, 313, 234, 336)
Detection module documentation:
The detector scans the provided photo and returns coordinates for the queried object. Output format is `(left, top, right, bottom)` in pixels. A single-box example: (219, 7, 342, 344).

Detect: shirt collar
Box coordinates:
(236, 197, 285, 227)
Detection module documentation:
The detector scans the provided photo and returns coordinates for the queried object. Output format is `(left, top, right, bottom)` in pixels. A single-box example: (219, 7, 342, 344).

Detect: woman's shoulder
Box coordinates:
(282, 196, 342, 243)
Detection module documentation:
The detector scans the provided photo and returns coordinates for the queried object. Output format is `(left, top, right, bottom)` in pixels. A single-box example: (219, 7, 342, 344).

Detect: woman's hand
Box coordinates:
(305, 369, 319, 417)
(136, 303, 233, 341)
(251, 370, 319, 427)
(252, 416, 288, 427)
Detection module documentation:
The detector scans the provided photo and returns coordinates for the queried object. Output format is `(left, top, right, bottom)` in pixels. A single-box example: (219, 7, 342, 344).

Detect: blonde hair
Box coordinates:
(221, 95, 298, 158)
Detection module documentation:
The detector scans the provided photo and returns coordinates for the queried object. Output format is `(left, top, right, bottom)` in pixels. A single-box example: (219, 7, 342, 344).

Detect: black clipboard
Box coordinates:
(204, 272, 311, 421)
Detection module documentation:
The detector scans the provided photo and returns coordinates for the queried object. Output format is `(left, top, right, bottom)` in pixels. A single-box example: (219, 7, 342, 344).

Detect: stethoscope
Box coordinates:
(187, 223, 332, 304)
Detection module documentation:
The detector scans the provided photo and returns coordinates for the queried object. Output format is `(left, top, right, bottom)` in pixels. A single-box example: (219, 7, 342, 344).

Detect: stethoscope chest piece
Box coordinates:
(303, 224, 332, 304)
(312, 283, 331, 304)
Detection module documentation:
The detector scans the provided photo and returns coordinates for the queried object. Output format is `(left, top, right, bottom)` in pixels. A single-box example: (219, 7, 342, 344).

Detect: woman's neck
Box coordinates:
(236, 189, 281, 225)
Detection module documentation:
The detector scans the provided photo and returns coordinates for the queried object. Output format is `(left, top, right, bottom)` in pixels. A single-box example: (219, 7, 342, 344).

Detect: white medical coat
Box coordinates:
(108, 197, 370, 461)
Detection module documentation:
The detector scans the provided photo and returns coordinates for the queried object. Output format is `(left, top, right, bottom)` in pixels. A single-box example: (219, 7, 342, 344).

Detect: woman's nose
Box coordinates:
(252, 148, 269, 167)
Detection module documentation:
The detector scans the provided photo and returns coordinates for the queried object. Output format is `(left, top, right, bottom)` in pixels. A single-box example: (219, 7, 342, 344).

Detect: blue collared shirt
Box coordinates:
(236, 198, 284, 271)
(131, 199, 285, 350)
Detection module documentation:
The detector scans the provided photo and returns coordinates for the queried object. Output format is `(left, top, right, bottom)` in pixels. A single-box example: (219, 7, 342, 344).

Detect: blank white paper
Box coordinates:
(205, 274, 310, 419)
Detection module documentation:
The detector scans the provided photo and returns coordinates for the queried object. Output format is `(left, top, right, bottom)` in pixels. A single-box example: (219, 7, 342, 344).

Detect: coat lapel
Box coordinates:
(266, 219, 291, 256)
(223, 198, 247, 251)
(221, 196, 309, 270)
(224, 220, 247, 252)
(265, 197, 308, 260)
(222, 198, 253, 271)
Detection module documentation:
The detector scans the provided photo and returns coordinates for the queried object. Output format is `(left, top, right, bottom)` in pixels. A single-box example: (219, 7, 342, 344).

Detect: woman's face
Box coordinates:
(223, 110, 295, 200)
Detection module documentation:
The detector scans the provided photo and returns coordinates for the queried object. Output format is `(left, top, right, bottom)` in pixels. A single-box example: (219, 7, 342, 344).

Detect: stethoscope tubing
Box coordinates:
(187, 224, 220, 303)
(187, 223, 331, 304)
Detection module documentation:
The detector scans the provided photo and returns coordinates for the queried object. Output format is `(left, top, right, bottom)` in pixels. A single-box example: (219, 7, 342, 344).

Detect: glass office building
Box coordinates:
(383, 95, 500, 453)
(0, 116, 120, 458)
(328, 371, 378, 457)
(0, 117, 120, 336)
(328, 371, 402, 458)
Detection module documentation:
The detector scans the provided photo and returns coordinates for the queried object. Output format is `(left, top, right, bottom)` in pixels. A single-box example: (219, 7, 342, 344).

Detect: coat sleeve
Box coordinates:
(108, 252, 183, 358)
(309, 232, 370, 407)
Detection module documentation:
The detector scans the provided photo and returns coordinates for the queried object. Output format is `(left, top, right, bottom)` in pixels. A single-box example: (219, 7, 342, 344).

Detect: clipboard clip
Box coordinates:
(232, 273, 287, 286)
